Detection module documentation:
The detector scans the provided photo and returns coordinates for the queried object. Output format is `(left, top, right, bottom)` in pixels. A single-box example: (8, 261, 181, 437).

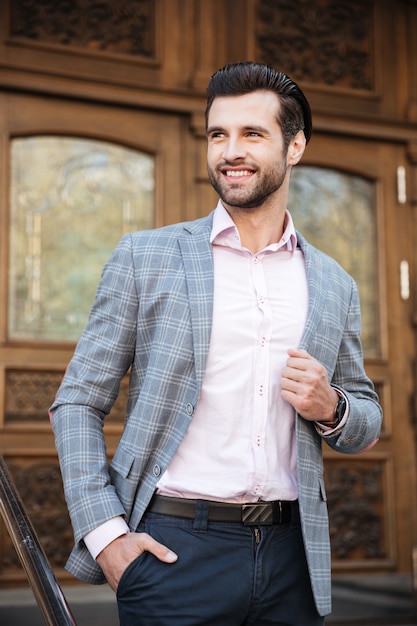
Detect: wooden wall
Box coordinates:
(0, 0, 417, 587)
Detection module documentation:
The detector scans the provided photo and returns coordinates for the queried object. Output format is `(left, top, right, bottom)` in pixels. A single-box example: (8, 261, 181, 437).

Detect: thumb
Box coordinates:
(140, 533, 178, 563)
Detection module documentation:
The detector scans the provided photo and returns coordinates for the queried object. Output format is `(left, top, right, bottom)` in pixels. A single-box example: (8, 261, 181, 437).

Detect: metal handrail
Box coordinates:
(0, 454, 77, 625)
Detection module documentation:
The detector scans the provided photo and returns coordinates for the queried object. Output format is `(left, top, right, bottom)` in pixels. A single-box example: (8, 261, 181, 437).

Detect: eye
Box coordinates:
(207, 130, 226, 140)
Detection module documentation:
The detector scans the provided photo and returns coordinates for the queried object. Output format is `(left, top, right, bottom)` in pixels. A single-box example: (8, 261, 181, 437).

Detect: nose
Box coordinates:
(223, 136, 245, 162)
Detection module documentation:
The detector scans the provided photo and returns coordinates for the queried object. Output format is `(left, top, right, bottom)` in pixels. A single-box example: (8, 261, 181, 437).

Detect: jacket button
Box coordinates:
(153, 465, 161, 477)
(186, 403, 194, 416)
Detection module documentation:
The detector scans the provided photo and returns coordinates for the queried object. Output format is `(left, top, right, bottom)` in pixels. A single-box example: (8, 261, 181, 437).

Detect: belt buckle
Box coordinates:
(242, 502, 276, 526)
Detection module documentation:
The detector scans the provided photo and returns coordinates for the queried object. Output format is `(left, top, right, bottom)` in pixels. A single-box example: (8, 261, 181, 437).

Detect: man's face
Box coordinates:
(206, 90, 290, 210)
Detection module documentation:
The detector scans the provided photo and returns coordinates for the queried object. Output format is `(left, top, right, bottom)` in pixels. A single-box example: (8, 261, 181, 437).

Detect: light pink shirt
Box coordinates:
(84, 202, 343, 559)
(156, 202, 308, 502)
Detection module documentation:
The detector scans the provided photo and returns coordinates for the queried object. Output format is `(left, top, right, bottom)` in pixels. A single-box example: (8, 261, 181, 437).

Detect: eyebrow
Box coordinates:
(206, 124, 271, 135)
(206, 126, 222, 135)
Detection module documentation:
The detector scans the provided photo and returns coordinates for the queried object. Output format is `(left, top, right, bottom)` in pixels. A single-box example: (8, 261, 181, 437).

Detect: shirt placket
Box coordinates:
(250, 253, 273, 499)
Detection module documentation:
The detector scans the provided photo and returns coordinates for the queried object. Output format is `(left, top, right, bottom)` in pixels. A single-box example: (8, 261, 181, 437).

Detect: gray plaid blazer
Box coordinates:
(51, 211, 382, 617)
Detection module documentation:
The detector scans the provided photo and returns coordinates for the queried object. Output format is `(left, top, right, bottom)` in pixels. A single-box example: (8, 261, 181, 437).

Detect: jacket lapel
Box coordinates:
(297, 232, 328, 353)
(178, 215, 214, 388)
(177, 223, 326, 382)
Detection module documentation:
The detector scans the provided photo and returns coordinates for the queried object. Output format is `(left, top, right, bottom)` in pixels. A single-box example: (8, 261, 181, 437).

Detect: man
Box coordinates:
(50, 62, 382, 625)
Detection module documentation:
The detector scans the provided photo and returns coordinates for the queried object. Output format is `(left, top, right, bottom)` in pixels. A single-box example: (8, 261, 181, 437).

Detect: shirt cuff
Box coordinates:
(83, 516, 130, 560)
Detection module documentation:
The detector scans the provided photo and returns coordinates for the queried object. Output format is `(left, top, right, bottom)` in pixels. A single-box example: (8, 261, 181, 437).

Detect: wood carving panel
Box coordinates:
(5, 370, 63, 422)
(325, 458, 390, 563)
(5, 368, 126, 422)
(10, 0, 155, 58)
(255, 0, 375, 90)
(1, 459, 72, 573)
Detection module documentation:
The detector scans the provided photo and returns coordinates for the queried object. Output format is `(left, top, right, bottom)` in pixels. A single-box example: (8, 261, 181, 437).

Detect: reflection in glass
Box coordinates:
(289, 166, 378, 356)
(9, 137, 154, 342)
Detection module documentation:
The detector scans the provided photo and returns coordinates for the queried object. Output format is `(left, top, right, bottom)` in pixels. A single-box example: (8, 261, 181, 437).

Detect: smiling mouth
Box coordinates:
(223, 169, 254, 177)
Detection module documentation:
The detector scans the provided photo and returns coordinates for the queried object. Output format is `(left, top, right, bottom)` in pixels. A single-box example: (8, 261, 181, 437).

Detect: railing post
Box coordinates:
(0, 455, 77, 625)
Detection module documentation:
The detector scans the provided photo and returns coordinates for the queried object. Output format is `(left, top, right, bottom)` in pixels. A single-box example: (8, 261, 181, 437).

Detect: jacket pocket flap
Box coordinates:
(319, 476, 327, 502)
(110, 446, 136, 479)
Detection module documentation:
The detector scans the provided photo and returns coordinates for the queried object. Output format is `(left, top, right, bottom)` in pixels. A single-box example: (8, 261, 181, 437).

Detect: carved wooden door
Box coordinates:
(0, 92, 187, 584)
(289, 133, 417, 577)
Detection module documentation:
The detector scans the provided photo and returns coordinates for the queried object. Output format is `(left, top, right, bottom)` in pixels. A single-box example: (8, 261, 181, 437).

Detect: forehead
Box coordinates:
(207, 90, 281, 128)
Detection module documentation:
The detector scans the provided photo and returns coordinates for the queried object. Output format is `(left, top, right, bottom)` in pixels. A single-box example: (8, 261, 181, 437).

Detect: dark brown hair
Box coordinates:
(205, 62, 312, 146)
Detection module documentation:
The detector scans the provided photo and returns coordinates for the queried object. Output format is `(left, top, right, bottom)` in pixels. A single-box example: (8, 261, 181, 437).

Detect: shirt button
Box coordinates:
(153, 464, 161, 477)
(186, 403, 194, 416)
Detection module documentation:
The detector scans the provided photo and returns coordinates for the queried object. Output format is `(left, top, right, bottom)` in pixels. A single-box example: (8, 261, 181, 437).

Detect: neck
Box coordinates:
(224, 201, 287, 254)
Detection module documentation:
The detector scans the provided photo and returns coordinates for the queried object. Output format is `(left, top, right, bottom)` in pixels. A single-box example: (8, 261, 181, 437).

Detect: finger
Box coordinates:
(280, 372, 300, 391)
(138, 533, 178, 563)
(287, 348, 320, 368)
(282, 360, 308, 381)
(287, 347, 311, 359)
(285, 356, 309, 373)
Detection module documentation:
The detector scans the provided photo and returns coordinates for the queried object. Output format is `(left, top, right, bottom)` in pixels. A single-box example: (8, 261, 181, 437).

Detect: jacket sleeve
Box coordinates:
(50, 234, 137, 542)
(321, 278, 382, 454)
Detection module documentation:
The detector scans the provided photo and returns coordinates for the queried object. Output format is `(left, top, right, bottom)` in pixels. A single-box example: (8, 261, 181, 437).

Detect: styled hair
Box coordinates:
(205, 62, 312, 145)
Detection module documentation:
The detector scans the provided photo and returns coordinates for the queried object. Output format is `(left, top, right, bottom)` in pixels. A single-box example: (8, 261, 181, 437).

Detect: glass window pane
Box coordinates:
(288, 166, 379, 356)
(9, 137, 154, 342)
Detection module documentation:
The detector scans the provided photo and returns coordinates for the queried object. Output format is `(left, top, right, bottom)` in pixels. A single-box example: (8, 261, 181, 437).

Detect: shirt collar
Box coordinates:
(210, 200, 298, 252)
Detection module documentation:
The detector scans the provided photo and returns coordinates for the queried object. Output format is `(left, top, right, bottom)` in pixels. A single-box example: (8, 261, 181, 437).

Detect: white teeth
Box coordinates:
(225, 170, 252, 177)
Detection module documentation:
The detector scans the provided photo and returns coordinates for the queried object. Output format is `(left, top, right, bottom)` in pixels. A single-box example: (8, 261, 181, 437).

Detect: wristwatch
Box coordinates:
(326, 393, 347, 428)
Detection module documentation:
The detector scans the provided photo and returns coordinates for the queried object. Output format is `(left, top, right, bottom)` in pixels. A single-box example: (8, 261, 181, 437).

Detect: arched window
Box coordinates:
(289, 165, 378, 356)
(9, 137, 154, 342)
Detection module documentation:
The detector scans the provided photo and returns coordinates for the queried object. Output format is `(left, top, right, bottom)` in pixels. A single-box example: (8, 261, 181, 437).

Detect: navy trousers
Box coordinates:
(116, 502, 324, 626)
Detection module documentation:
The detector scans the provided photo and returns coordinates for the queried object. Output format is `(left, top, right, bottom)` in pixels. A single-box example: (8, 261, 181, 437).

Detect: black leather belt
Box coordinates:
(147, 494, 297, 526)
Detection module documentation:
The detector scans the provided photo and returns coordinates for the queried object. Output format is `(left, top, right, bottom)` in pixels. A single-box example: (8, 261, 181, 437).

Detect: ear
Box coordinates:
(287, 130, 306, 166)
